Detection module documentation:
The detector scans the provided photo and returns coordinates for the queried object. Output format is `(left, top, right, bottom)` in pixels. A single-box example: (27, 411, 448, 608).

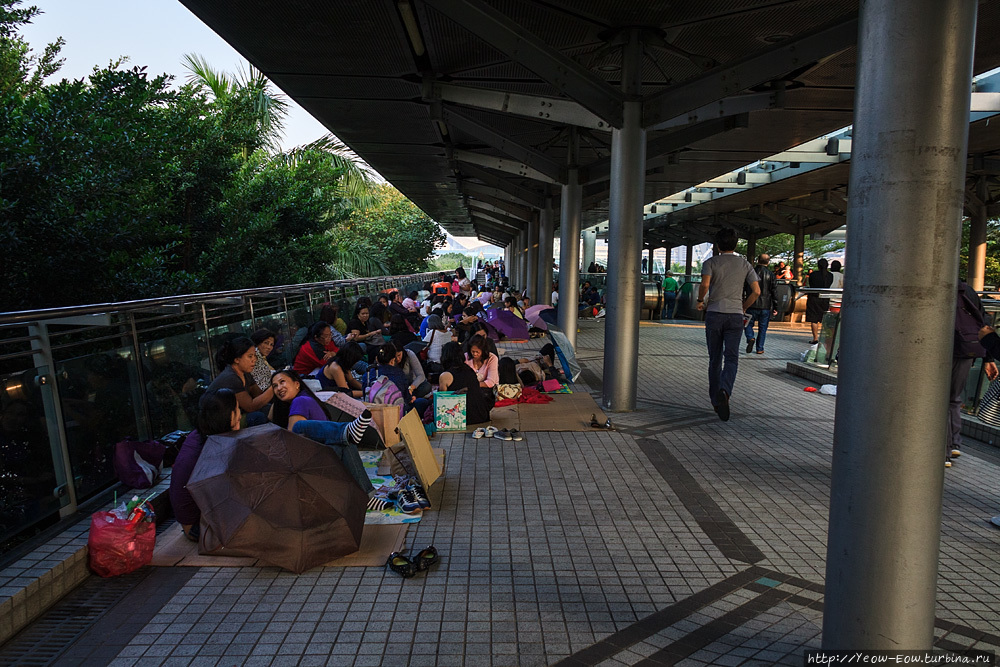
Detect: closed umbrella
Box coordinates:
(484, 308, 530, 340)
(524, 304, 554, 330)
(188, 423, 367, 573)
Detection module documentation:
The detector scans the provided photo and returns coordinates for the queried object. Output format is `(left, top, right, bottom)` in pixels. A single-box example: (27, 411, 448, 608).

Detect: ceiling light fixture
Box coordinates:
(398, 1, 426, 57)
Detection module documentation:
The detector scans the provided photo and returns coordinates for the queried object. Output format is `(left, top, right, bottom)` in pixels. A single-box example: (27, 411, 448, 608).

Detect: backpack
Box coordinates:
(954, 283, 987, 358)
(366, 374, 405, 407)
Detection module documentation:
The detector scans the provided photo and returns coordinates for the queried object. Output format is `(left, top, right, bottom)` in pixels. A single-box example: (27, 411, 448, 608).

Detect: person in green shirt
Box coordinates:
(662, 271, 679, 319)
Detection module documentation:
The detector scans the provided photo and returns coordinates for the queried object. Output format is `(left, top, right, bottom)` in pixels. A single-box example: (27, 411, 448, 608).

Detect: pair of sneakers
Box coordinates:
(368, 477, 430, 513)
(473, 426, 523, 441)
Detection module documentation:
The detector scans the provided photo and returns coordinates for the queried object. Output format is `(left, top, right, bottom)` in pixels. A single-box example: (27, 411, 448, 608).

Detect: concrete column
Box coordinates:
(823, 0, 977, 651)
(601, 30, 646, 412)
(558, 130, 582, 349)
(685, 243, 693, 277)
(538, 198, 555, 305)
(969, 175, 988, 290)
(793, 223, 805, 282)
(526, 212, 539, 302)
(582, 229, 597, 273)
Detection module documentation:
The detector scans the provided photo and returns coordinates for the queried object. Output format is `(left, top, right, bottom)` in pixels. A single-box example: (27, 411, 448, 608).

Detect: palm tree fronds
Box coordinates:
(182, 53, 232, 99)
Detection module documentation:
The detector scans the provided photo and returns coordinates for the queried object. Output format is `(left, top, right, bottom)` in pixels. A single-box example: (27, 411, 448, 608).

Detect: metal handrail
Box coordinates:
(0, 272, 439, 325)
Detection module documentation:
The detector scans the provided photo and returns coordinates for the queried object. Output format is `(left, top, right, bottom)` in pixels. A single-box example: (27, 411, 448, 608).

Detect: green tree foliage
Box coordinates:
(958, 217, 1000, 287)
(430, 252, 474, 272)
(0, 11, 438, 311)
(334, 184, 446, 275)
(0, 1, 63, 98)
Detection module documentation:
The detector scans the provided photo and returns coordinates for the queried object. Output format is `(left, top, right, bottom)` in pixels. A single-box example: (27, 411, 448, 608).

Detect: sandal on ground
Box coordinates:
(472, 428, 486, 439)
(386, 552, 417, 578)
(483, 426, 499, 438)
(411, 546, 440, 572)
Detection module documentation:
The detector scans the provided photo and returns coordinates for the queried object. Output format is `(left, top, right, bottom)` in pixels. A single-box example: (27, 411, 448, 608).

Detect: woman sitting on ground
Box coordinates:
(397, 344, 432, 398)
(169, 388, 241, 541)
(422, 314, 453, 365)
(465, 334, 499, 390)
(319, 342, 366, 398)
(205, 336, 275, 421)
(388, 314, 420, 350)
(347, 304, 382, 347)
(292, 322, 338, 376)
(438, 342, 492, 424)
(504, 296, 525, 319)
(320, 302, 348, 335)
(249, 328, 277, 393)
(363, 343, 431, 417)
(269, 370, 377, 498)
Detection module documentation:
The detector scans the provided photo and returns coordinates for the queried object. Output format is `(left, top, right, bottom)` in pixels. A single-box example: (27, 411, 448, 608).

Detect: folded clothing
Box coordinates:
(494, 386, 553, 407)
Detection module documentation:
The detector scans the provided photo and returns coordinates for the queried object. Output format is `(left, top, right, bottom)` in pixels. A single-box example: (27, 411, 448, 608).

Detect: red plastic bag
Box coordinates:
(87, 511, 156, 577)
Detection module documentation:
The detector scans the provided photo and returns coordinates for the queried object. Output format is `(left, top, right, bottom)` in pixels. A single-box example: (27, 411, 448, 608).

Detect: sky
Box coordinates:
(18, 0, 492, 249)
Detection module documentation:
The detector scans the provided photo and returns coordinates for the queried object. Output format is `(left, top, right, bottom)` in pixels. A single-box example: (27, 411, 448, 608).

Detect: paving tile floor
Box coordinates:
(5, 318, 1000, 666)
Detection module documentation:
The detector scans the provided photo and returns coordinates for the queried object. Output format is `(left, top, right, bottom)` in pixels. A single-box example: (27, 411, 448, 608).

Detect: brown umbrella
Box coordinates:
(187, 423, 367, 573)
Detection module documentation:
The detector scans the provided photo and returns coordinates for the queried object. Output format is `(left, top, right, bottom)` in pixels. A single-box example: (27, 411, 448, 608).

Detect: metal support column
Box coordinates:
(969, 175, 988, 290)
(583, 229, 597, 272)
(518, 229, 528, 291)
(538, 198, 555, 305)
(526, 214, 539, 301)
(793, 222, 804, 282)
(602, 30, 646, 412)
(685, 244, 693, 277)
(823, 0, 977, 650)
(559, 129, 582, 349)
(647, 247, 657, 281)
(746, 234, 757, 264)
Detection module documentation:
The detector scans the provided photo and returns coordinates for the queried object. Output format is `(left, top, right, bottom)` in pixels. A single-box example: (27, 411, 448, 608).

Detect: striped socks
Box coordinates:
(347, 409, 372, 445)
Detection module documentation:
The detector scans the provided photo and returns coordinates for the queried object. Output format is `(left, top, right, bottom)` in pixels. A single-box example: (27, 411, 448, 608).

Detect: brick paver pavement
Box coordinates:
(22, 318, 1000, 666)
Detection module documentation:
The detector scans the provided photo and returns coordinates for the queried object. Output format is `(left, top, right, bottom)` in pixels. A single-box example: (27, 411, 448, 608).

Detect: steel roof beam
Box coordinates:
(582, 113, 750, 184)
(775, 203, 845, 225)
(469, 206, 529, 231)
(460, 184, 533, 220)
(455, 163, 547, 208)
(425, 81, 611, 130)
(467, 199, 531, 223)
(454, 149, 561, 184)
(649, 91, 778, 131)
(421, 0, 624, 127)
(442, 106, 564, 183)
(642, 15, 858, 128)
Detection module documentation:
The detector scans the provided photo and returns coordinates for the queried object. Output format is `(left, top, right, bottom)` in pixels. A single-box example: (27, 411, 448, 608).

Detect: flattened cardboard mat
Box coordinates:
(465, 392, 607, 432)
(152, 522, 407, 568)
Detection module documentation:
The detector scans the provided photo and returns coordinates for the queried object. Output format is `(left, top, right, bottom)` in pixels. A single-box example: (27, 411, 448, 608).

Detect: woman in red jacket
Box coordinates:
(293, 322, 338, 376)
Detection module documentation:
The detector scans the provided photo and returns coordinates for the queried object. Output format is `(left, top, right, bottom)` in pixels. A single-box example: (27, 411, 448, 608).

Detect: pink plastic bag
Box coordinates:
(541, 378, 561, 392)
(88, 512, 155, 577)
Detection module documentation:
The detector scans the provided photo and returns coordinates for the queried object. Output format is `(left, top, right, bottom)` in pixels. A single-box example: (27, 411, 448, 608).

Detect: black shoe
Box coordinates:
(715, 390, 730, 421)
(746, 338, 755, 354)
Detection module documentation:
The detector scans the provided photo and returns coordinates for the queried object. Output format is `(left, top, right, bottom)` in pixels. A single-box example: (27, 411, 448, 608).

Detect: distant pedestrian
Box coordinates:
(661, 271, 679, 319)
(697, 228, 760, 421)
(806, 259, 834, 344)
(830, 260, 844, 289)
(775, 261, 792, 280)
(744, 254, 778, 355)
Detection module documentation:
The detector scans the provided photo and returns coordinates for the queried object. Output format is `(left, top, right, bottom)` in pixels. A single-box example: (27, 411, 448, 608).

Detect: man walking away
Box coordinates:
(662, 271, 679, 319)
(698, 228, 760, 421)
(950, 279, 997, 466)
(744, 254, 778, 354)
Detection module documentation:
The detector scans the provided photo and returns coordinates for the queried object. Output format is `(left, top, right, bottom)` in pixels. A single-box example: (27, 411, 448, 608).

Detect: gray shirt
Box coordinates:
(702, 253, 758, 314)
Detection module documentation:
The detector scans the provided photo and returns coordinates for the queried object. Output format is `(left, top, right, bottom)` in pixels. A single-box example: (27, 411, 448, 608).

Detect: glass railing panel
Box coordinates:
(141, 330, 212, 437)
(55, 346, 146, 500)
(0, 364, 67, 546)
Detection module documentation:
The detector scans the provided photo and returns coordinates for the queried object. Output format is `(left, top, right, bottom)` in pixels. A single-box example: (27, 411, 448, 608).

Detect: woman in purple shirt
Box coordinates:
(168, 388, 240, 542)
(269, 370, 375, 496)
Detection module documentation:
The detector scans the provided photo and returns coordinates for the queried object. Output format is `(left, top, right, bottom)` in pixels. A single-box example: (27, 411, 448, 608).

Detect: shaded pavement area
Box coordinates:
(2, 319, 999, 666)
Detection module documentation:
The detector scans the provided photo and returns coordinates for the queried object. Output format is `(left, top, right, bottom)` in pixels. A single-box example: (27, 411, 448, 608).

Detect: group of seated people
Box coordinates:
(169, 282, 559, 543)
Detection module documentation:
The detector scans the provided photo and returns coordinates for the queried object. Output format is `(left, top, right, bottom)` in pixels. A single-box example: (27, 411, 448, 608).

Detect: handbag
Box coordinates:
(977, 378, 1000, 426)
(496, 383, 522, 400)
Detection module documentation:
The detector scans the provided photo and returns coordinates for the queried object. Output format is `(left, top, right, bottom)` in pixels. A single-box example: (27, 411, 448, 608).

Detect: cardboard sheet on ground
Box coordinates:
(518, 392, 606, 431)
(396, 409, 442, 487)
(151, 522, 407, 568)
(459, 392, 606, 432)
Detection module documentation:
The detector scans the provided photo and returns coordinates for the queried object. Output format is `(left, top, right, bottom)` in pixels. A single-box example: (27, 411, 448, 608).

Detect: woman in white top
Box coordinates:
(421, 314, 454, 363)
(829, 260, 844, 289)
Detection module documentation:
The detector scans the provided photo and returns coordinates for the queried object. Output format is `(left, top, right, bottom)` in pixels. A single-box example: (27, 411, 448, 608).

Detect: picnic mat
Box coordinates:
(464, 392, 607, 432)
(151, 522, 407, 568)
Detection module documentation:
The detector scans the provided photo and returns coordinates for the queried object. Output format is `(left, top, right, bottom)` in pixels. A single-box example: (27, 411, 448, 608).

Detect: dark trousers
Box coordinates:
(949, 357, 975, 453)
(663, 292, 677, 319)
(705, 311, 744, 406)
(744, 308, 771, 352)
